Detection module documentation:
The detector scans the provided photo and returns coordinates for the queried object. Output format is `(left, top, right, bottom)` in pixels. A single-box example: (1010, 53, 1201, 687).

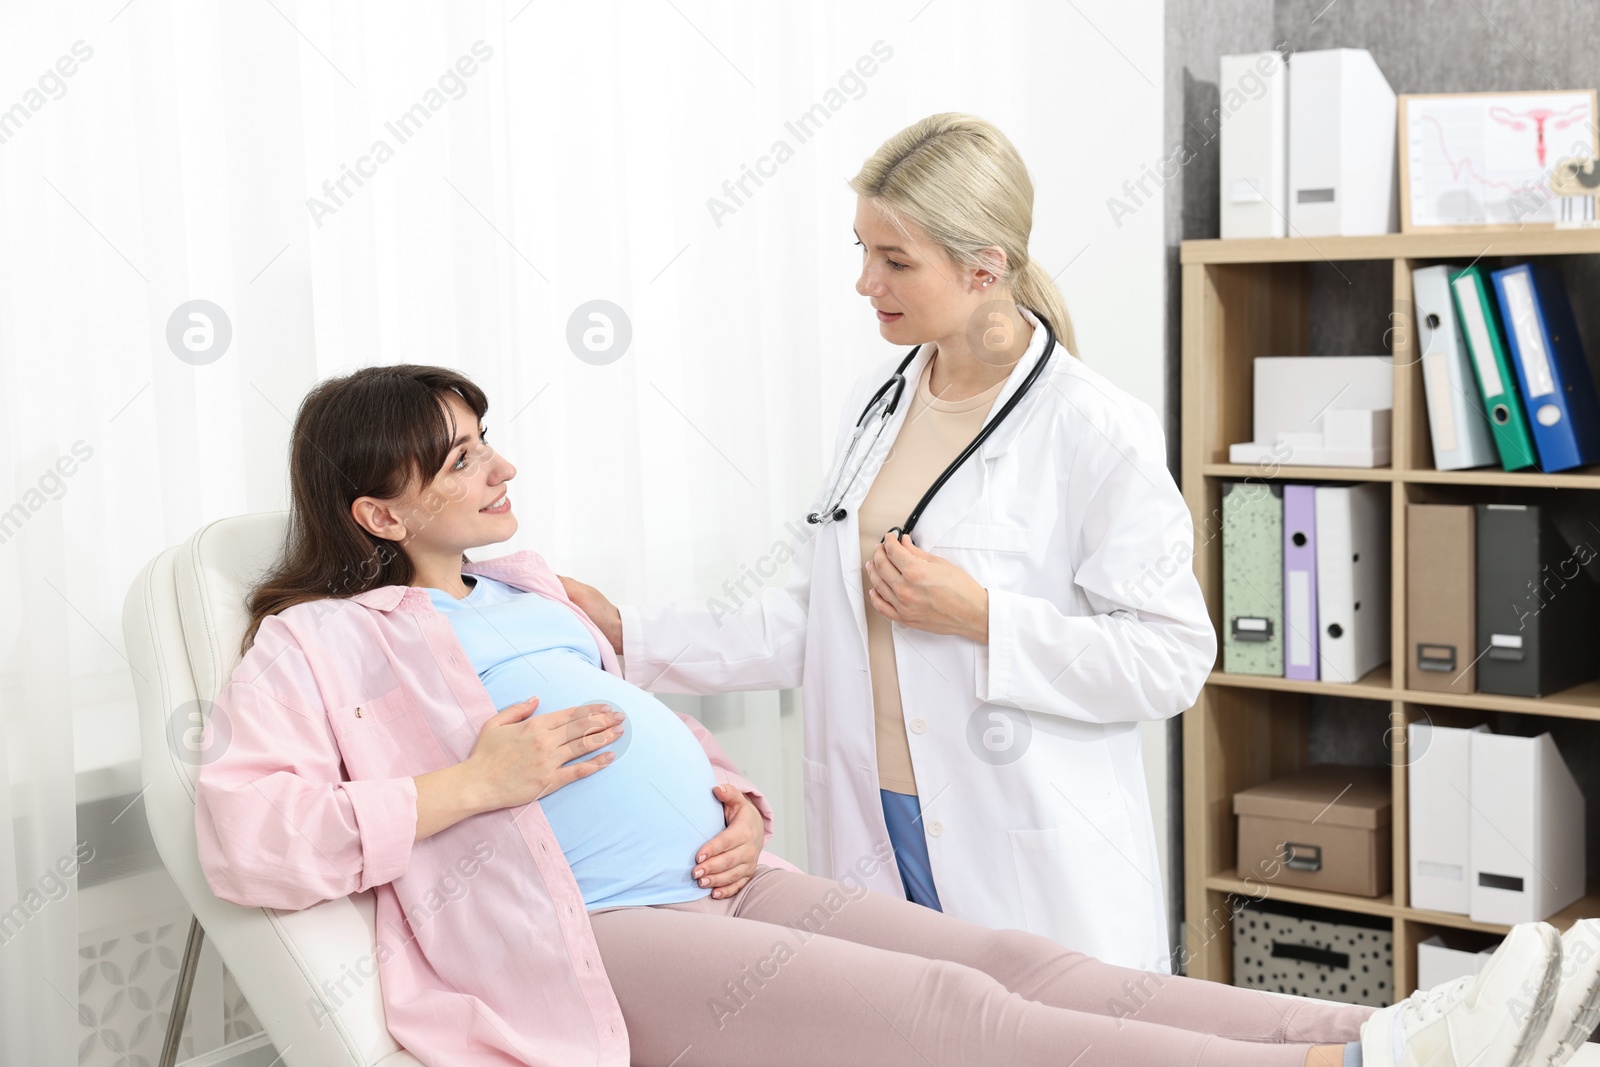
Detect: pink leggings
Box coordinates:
(588, 865, 1375, 1066)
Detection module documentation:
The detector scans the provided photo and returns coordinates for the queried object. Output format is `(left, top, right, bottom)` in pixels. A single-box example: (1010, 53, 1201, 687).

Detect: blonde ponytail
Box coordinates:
(1013, 259, 1077, 356)
(849, 112, 1079, 357)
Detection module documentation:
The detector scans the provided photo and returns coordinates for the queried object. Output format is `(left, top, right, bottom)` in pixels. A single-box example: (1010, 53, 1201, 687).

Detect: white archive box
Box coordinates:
(1408, 722, 1488, 915)
(1469, 731, 1586, 925)
(1288, 48, 1399, 237)
(1414, 935, 1494, 995)
(1219, 51, 1289, 238)
(1228, 356, 1394, 467)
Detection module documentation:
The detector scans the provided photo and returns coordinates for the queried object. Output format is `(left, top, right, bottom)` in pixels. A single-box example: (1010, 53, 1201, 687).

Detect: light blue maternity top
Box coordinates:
(425, 575, 725, 910)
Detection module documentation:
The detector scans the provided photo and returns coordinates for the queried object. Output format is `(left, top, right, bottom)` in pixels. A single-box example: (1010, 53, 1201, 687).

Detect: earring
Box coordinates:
(982, 278, 992, 287)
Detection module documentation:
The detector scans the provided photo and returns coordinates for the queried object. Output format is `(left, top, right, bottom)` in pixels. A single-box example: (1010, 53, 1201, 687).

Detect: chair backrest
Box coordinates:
(121, 512, 423, 1067)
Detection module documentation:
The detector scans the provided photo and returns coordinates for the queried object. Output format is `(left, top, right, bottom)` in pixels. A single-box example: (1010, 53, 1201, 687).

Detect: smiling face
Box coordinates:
(853, 195, 988, 346)
(421, 390, 519, 549)
(349, 390, 518, 587)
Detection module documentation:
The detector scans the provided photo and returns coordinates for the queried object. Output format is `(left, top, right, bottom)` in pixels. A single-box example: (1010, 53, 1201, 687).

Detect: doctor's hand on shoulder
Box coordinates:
(560, 576, 624, 654)
(866, 531, 989, 644)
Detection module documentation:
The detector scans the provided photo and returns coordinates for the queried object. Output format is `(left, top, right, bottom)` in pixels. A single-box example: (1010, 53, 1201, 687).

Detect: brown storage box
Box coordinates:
(1234, 764, 1392, 898)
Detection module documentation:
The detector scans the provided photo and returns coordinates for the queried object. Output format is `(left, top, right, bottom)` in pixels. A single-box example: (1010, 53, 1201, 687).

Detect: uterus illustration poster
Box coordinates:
(1401, 90, 1598, 231)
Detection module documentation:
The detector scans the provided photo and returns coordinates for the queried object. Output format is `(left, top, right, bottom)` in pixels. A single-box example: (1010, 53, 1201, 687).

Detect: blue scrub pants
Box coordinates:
(879, 788, 943, 911)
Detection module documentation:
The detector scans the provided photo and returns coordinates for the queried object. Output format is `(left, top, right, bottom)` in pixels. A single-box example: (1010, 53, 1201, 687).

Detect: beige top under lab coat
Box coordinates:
(856, 357, 1006, 795)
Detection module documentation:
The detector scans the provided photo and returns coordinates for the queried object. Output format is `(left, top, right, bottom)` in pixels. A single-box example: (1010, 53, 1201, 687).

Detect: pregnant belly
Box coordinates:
(484, 653, 727, 909)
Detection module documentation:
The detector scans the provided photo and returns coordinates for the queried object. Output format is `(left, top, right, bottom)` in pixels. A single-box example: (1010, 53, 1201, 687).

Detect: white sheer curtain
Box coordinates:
(2, 1, 1165, 1061)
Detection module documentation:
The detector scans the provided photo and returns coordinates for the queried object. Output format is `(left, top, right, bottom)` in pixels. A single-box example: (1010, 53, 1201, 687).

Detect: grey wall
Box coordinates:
(1161, 0, 1600, 968)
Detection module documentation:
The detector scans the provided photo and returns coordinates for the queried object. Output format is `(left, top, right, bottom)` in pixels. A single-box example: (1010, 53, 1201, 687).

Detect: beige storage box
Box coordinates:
(1234, 764, 1392, 897)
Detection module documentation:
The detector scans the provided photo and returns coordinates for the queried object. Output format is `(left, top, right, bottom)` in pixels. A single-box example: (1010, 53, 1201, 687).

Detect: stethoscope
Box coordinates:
(806, 314, 1056, 539)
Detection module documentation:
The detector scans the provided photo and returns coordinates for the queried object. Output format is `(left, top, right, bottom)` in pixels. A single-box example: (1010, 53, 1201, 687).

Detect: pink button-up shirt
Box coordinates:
(195, 549, 797, 1066)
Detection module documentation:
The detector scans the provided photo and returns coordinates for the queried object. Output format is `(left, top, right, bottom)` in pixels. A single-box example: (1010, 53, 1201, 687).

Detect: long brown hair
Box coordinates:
(240, 364, 488, 655)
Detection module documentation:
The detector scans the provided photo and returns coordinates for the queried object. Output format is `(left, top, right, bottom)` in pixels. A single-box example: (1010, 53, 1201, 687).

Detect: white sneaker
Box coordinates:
(1524, 919, 1600, 1066)
(1361, 921, 1562, 1067)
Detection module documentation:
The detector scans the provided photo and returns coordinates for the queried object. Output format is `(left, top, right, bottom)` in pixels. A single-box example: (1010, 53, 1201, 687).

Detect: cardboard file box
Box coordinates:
(1405, 504, 1477, 695)
(1235, 764, 1392, 897)
(1233, 899, 1394, 1007)
(1468, 731, 1586, 925)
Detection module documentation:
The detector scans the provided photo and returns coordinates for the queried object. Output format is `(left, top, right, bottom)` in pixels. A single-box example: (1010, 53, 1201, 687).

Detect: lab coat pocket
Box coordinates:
(327, 685, 448, 780)
(932, 523, 1032, 590)
(932, 523, 1030, 553)
(801, 757, 835, 874)
(1007, 804, 1143, 955)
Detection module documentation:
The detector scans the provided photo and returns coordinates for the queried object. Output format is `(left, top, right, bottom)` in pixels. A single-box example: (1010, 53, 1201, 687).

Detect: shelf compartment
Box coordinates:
(1205, 870, 1397, 919)
(1205, 871, 1600, 937)
(1402, 465, 1600, 489)
(1405, 887, 1600, 935)
(1203, 463, 1396, 481)
(1206, 665, 1396, 701)
(1181, 230, 1600, 265)
(1404, 681, 1600, 723)
(1203, 463, 1600, 489)
(1187, 687, 1313, 886)
(1207, 669, 1600, 723)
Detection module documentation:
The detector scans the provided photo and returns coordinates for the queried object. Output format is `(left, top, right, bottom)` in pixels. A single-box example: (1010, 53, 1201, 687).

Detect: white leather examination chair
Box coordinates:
(122, 512, 424, 1067)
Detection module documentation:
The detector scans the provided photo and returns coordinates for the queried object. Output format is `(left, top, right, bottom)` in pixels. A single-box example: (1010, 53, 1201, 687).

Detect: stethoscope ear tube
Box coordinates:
(808, 315, 1056, 537)
(896, 316, 1056, 539)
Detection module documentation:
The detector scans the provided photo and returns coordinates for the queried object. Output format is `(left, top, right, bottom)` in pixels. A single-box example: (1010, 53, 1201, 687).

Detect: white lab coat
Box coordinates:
(619, 306, 1216, 972)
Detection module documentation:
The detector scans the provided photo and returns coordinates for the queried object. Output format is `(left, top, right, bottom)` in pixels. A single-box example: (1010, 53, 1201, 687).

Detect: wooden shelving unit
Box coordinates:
(1179, 228, 1600, 999)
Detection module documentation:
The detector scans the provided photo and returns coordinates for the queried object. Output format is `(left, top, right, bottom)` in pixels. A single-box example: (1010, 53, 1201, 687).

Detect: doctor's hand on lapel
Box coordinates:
(866, 532, 989, 644)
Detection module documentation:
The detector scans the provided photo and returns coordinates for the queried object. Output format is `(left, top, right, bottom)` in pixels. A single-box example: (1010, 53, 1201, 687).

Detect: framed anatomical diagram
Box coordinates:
(1399, 89, 1599, 232)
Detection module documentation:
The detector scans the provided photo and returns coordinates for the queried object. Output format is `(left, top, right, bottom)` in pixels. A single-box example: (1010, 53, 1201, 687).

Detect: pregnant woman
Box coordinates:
(195, 364, 1600, 1067)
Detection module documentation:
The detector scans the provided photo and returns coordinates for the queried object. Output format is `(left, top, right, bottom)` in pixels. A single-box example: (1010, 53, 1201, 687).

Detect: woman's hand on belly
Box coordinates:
(464, 697, 625, 811)
(691, 783, 766, 899)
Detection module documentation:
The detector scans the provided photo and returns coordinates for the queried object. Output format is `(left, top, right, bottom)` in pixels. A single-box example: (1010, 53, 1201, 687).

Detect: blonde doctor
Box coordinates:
(562, 113, 1215, 973)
